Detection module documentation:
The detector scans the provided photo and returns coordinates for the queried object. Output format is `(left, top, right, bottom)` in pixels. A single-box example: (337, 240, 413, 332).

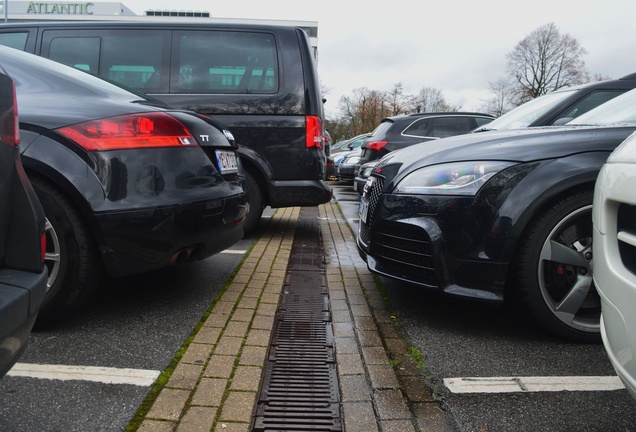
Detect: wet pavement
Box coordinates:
(133, 199, 456, 432)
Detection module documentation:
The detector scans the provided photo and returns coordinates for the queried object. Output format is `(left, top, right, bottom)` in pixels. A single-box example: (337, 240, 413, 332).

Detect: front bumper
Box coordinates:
(357, 188, 508, 302)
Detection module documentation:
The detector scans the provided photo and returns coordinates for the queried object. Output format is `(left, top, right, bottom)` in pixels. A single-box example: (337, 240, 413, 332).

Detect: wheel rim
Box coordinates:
(44, 217, 61, 293)
(537, 204, 599, 334)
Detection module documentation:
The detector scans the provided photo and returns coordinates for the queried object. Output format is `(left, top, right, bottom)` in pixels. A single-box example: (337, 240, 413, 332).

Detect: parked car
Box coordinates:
(356, 112, 494, 173)
(474, 73, 636, 132)
(354, 158, 383, 195)
(0, 46, 248, 322)
(0, 63, 47, 376)
(357, 88, 636, 343)
(0, 21, 332, 233)
(593, 131, 636, 401)
(337, 148, 362, 183)
(331, 133, 371, 155)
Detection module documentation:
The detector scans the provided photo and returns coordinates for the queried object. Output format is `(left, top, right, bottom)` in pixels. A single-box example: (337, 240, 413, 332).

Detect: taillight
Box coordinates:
(40, 231, 46, 263)
(1, 80, 19, 147)
(57, 112, 197, 151)
(366, 140, 388, 151)
(306, 115, 323, 149)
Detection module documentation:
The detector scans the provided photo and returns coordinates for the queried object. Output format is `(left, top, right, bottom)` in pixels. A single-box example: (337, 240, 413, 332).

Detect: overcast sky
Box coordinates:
(128, 0, 636, 118)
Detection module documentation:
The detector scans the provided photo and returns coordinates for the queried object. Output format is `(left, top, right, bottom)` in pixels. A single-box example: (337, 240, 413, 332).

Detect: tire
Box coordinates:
(31, 177, 101, 323)
(514, 190, 600, 343)
(242, 170, 264, 235)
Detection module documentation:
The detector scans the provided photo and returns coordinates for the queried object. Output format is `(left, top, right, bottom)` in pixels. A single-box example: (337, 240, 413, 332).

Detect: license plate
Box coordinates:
(215, 150, 239, 174)
(359, 197, 369, 223)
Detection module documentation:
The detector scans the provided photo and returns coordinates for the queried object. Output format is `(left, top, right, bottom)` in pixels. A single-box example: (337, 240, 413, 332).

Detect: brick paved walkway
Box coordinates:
(133, 201, 455, 432)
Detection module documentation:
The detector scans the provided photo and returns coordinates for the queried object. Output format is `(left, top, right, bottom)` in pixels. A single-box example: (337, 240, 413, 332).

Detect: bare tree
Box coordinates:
(480, 77, 516, 116)
(507, 22, 589, 105)
(387, 82, 408, 116)
(337, 87, 391, 136)
(409, 87, 456, 112)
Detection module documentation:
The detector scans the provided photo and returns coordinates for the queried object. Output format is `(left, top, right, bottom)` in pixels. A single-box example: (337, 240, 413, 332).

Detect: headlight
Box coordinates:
(394, 161, 516, 195)
(345, 156, 360, 164)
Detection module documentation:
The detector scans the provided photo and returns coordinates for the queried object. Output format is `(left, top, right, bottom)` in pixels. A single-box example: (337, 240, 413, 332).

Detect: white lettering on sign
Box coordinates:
(26, 2, 94, 15)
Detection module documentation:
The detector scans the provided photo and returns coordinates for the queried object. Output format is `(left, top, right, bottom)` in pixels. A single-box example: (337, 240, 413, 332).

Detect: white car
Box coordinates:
(593, 131, 636, 402)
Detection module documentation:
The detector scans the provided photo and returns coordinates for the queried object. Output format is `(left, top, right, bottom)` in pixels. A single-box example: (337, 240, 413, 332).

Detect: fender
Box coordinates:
(493, 151, 611, 263)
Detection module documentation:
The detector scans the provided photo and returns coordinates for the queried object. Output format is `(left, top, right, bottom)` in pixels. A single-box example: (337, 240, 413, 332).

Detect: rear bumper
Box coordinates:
(97, 193, 248, 277)
(268, 179, 332, 208)
(0, 268, 48, 377)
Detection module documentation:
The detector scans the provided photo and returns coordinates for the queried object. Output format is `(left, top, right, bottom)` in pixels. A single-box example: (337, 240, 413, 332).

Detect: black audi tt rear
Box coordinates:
(0, 46, 248, 323)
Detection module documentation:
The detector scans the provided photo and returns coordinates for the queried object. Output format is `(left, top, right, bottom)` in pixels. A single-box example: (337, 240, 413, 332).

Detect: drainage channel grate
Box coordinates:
(252, 206, 342, 432)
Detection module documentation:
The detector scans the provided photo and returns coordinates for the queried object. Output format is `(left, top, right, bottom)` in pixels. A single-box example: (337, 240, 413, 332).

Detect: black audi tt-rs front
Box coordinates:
(358, 88, 636, 343)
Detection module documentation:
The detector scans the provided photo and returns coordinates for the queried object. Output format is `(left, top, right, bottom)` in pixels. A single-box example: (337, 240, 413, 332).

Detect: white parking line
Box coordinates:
(221, 249, 247, 254)
(7, 363, 160, 386)
(444, 376, 625, 393)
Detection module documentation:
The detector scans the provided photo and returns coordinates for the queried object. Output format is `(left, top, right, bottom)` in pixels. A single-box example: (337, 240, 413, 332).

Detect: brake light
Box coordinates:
(40, 231, 46, 263)
(366, 140, 388, 151)
(57, 112, 196, 151)
(306, 115, 323, 149)
(1, 80, 19, 147)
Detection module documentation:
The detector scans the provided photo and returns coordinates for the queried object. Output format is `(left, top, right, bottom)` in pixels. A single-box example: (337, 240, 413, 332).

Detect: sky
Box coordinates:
(127, 0, 636, 118)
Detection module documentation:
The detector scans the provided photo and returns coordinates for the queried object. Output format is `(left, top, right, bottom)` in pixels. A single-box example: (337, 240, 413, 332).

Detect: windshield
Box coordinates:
(569, 88, 636, 126)
(477, 89, 576, 131)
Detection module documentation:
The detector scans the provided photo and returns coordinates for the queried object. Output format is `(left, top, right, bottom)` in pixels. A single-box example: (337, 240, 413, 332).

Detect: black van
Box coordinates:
(0, 21, 332, 233)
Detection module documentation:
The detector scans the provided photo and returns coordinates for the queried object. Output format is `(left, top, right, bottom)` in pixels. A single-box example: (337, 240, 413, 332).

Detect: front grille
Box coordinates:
(359, 175, 384, 244)
(370, 222, 438, 286)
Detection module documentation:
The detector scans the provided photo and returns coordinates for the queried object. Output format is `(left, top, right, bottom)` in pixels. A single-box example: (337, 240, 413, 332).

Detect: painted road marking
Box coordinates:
(444, 376, 625, 393)
(221, 249, 247, 254)
(7, 363, 160, 386)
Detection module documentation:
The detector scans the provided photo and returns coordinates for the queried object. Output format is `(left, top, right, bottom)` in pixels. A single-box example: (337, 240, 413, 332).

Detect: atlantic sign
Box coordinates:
(26, 2, 94, 14)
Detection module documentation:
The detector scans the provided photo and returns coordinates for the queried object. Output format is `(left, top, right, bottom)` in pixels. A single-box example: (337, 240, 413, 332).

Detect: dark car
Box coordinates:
(356, 112, 494, 172)
(0, 64, 47, 376)
(0, 21, 332, 233)
(357, 88, 636, 343)
(336, 148, 362, 183)
(473, 73, 636, 132)
(0, 46, 247, 322)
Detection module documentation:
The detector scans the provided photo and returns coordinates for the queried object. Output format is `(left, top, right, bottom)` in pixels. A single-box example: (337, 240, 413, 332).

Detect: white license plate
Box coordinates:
(215, 150, 239, 174)
(359, 197, 369, 223)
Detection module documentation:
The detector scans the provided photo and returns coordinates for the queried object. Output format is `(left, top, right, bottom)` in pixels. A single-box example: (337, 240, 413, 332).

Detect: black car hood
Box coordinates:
(375, 125, 636, 183)
(0, 46, 166, 129)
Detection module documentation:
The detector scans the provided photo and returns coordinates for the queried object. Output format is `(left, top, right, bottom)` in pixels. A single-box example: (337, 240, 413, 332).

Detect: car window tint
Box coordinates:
(49, 37, 100, 72)
(475, 117, 493, 127)
(402, 118, 432, 137)
(429, 117, 473, 138)
(101, 34, 164, 89)
(554, 90, 626, 124)
(0, 32, 28, 50)
(174, 31, 278, 94)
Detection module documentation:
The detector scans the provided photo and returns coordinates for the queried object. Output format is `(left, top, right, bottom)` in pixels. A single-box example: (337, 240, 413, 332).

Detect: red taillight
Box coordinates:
(366, 140, 388, 151)
(57, 112, 196, 151)
(306, 115, 323, 149)
(1, 80, 20, 147)
(40, 231, 46, 263)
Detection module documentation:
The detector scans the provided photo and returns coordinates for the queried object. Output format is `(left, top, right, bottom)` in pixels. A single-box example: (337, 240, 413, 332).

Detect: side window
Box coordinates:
(101, 34, 165, 90)
(0, 32, 28, 50)
(49, 37, 100, 72)
(429, 117, 473, 138)
(475, 117, 493, 127)
(553, 90, 626, 124)
(174, 31, 278, 93)
(402, 118, 432, 137)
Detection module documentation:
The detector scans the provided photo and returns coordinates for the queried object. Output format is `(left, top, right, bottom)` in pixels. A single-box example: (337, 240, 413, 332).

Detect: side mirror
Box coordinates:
(552, 117, 574, 126)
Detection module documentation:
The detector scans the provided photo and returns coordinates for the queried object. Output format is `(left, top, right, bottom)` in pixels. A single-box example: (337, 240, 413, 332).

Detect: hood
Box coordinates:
(375, 125, 636, 184)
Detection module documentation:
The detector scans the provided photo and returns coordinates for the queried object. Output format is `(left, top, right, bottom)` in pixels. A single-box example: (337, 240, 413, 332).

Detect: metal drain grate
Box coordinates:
(252, 207, 342, 432)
